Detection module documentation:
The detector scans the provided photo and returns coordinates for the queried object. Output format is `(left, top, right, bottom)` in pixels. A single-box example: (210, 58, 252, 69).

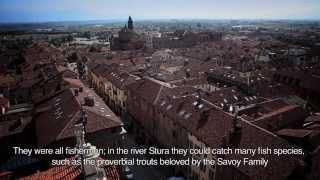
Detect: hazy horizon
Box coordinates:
(1, 0, 320, 23)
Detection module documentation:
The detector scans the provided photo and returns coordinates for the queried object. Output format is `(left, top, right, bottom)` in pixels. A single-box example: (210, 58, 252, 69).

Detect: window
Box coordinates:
(172, 130, 177, 138)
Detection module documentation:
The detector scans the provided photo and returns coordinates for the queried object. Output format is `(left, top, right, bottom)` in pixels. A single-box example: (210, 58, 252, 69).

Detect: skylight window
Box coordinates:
(197, 104, 204, 109)
(229, 106, 234, 112)
(233, 95, 238, 100)
(193, 101, 198, 106)
(166, 104, 173, 110)
(178, 110, 186, 116)
(184, 113, 192, 119)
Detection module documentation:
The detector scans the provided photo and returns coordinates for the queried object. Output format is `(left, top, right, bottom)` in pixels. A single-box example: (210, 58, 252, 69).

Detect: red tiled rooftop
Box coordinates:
(154, 94, 303, 180)
(127, 78, 167, 105)
(35, 80, 122, 146)
(227, 119, 304, 180)
(239, 99, 291, 119)
(276, 128, 313, 138)
(19, 157, 120, 180)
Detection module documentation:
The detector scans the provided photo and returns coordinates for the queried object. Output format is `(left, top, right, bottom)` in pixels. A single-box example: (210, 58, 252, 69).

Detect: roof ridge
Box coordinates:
(153, 85, 164, 105)
(84, 107, 123, 126)
(253, 105, 300, 122)
(56, 110, 81, 141)
(145, 77, 173, 88)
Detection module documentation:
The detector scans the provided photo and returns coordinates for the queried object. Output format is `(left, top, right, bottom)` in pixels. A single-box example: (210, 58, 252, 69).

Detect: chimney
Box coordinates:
(186, 69, 191, 78)
(1, 107, 5, 115)
(183, 77, 186, 85)
(232, 113, 242, 135)
(146, 57, 151, 63)
(130, 59, 136, 66)
(222, 103, 228, 111)
(184, 59, 189, 66)
(75, 89, 79, 96)
(84, 97, 94, 107)
(196, 109, 210, 129)
(74, 123, 85, 148)
(200, 109, 210, 123)
(194, 89, 204, 110)
(228, 110, 242, 146)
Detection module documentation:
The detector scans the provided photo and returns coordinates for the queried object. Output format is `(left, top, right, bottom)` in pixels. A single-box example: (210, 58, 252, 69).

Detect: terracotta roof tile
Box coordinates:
(19, 157, 119, 180)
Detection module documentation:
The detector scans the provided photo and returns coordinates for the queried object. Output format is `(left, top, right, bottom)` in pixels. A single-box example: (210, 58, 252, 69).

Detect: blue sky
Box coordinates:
(0, 0, 320, 22)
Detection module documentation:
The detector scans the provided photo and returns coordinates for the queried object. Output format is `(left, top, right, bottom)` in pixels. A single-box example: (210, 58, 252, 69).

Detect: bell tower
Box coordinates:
(128, 16, 133, 30)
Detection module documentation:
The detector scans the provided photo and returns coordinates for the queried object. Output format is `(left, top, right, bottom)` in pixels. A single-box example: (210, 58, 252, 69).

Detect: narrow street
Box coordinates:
(83, 79, 168, 180)
(123, 133, 167, 180)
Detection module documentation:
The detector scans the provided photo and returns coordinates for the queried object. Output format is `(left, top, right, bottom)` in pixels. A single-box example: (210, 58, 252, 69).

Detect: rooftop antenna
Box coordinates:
(80, 106, 88, 139)
(74, 124, 86, 180)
